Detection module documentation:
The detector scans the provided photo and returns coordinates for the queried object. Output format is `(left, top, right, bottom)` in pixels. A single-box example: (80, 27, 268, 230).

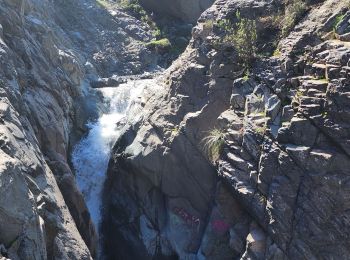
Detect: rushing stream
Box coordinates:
(71, 79, 153, 230)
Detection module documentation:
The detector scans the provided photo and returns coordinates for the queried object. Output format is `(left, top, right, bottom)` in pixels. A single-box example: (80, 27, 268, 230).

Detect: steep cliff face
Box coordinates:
(104, 0, 350, 259)
(0, 0, 95, 258)
(0, 0, 158, 258)
(139, 0, 215, 23)
(2, 0, 350, 259)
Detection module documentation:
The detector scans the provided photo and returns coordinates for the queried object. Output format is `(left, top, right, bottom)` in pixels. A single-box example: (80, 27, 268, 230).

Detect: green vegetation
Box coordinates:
(119, 0, 145, 18)
(146, 38, 172, 50)
(249, 118, 267, 136)
(232, 11, 257, 67)
(202, 128, 227, 162)
(119, 0, 157, 29)
(253, 93, 264, 103)
(96, 0, 117, 8)
(281, 0, 307, 37)
(203, 19, 214, 31)
(243, 70, 250, 81)
(255, 125, 267, 135)
(328, 13, 347, 39)
(292, 89, 303, 106)
(216, 11, 257, 68)
(117, 0, 188, 56)
(273, 48, 281, 57)
(164, 126, 180, 136)
(258, 193, 267, 204)
(334, 13, 346, 30)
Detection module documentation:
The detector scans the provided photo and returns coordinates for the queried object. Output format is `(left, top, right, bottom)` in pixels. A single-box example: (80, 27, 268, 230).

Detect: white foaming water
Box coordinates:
(72, 79, 151, 229)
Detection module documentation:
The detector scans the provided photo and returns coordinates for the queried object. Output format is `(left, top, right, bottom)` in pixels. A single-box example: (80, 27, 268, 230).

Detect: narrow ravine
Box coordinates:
(71, 79, 154, 231)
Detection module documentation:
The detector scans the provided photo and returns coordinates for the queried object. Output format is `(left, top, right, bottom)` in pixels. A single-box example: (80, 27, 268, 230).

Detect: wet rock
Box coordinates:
(91, 76, 127, 88)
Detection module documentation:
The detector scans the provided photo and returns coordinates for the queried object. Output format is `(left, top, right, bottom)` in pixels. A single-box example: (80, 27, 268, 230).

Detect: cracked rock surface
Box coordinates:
(0, 0, 161, 258)
(104, 0, 350, 259)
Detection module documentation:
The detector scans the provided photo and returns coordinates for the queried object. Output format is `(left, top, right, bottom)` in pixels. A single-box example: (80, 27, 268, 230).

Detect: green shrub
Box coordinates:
(203, 19, 214, 31)
(334, 14, 346, 29)
(281, 0, 307, 37)
(255, 125, 267, 135)
(120, 0, 146, 19)
(96, 0, 116, 8)
(119, 0, 161, 38)
(217, 11, 257, 68)
(232, 12, 257, 67)
(146, 38, 171, 50)
(273, 48, 281, 57)
(153, 28, 162, 39)
(202, 128, 227, 161)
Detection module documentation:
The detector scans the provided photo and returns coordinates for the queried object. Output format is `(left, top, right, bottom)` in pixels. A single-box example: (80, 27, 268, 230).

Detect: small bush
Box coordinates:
(248, 119, 267, 136)
(96, 0, 116, 8)
(146, 38, 172, 50)
(255, 125, 267, 135)
(334, 13, 346, 30)
(233, 12, 257, 67)
(120, 0, 146, 19)
(202, 128, 227, 161)
(119, 0, 159, 32)
(203, 19, 214, 31)
(217, 11, 257, 68)
(146, 38, 171, 48)
(273, 48, 281, 57)
(281, 0, 307, 37)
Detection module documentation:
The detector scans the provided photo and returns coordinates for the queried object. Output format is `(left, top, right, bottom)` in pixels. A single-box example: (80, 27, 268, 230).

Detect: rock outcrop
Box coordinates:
(104, 0, 350, 259)
(2, 0, 350, 258)
(0, 0, 94, 257)
(0, 0, 159, 258)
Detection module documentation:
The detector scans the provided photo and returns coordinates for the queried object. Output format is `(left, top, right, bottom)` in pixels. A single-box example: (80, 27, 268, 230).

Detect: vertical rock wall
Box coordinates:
(104, 0, 350, 259)
(0, 0, 159, 258)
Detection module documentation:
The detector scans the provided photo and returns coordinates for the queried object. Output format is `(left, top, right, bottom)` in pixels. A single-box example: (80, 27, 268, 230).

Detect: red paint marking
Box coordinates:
(212, 219, 230, 233)
(172, 207, 200, 229)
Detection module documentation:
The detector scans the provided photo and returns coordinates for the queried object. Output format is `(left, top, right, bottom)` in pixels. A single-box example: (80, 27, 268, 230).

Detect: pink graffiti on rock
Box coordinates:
(212, 219, 230, 234)
(173, 207, 200, 230)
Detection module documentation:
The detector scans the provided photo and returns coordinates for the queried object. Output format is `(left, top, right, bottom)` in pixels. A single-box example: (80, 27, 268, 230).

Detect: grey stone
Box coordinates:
(266, 95, 282, 121)
(230, 93, 245, 110)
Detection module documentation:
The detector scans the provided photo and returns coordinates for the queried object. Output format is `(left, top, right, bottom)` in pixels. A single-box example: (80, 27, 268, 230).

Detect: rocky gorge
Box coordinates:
(1, 0, 350, 259)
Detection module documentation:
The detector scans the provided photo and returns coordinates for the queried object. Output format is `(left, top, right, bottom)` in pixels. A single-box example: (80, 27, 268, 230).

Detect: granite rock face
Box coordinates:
(2, 0, 350, 258)
(0, 0, 94, 258)
(0, 0, 159, 259)
(104, 0, 350, 259)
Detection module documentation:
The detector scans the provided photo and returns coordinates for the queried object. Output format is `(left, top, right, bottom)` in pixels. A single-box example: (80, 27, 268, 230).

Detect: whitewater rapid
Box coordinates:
(71, 79, 152, 229)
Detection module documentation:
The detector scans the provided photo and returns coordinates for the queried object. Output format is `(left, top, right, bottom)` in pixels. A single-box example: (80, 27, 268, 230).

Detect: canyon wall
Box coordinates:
(2, 0, 350, 259)
(0, 0, 94, 258)
(0, 0, 157, 258)
(104, 0, 350, 259)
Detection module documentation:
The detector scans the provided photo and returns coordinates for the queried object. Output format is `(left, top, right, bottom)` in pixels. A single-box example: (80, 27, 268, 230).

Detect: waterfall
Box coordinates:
(71, 79, 153, 229)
